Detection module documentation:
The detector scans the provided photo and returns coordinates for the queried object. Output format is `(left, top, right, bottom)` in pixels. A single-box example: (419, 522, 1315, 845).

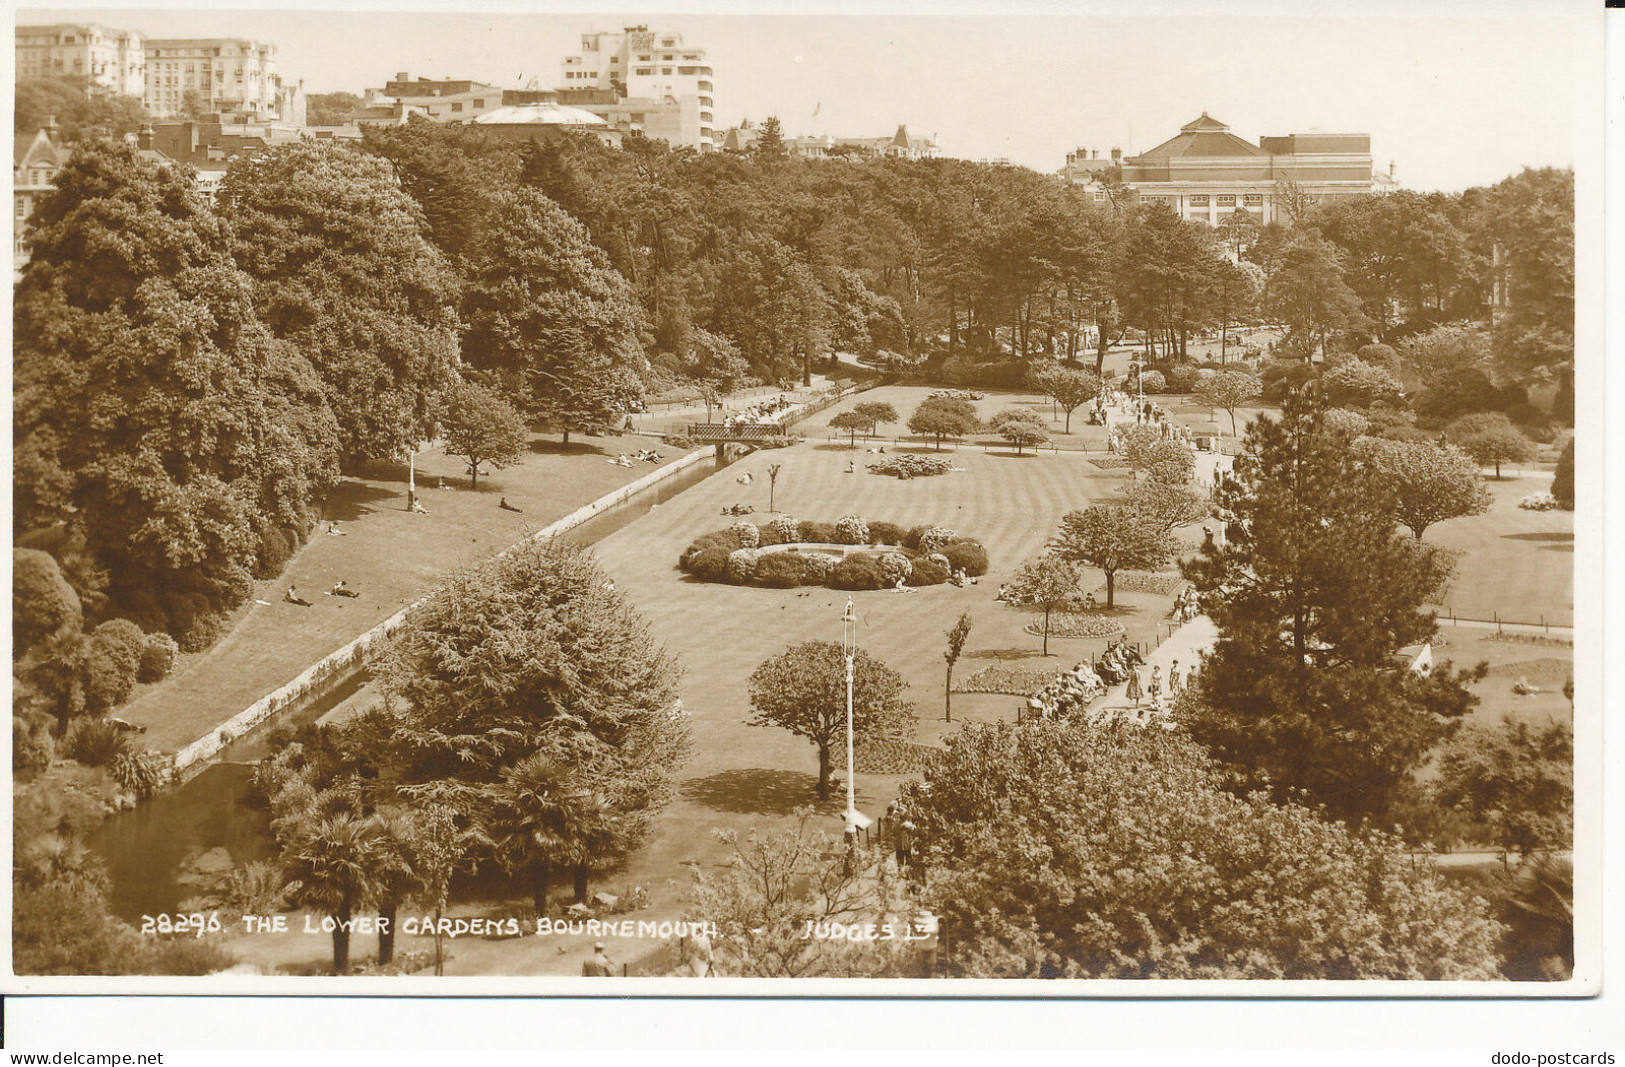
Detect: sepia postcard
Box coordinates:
(4, 0, 1607, 1004)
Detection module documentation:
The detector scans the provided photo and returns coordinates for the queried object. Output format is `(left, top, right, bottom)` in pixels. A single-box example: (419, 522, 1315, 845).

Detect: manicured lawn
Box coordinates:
(1424, 475, 1573, 626)
(120, 432, 700, 752)
(1432, 622, 1573, 731)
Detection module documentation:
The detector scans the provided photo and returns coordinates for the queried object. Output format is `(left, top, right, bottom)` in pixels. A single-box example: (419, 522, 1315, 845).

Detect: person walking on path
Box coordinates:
(1125, 666, 1143, 706)
(1148, 665, 1163, 704)
(1168, 660, 1182, 695)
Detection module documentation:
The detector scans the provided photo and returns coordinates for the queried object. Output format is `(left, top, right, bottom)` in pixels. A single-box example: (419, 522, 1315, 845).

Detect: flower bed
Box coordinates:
(853, 737, 938, 774)
(1023, 613, 1127, 641)
(1088, 457, 1133, 471)
(952, 665, 1057, 696)
(869, 453, 953, 479)
(678, 518, 989, 590)
(1518, 492, 1560, 511)
(1095, 571, 1186, 597)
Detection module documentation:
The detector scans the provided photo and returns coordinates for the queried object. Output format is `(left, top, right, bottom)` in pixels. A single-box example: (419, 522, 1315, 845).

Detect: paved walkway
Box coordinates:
(1094, 615, 1219, 715)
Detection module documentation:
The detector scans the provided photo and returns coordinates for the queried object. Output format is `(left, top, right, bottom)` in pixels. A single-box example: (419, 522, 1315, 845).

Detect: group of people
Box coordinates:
(608, 448, 664, 468)
(1024, 660, 1108, 721)
(284, 580, 360, 607)
(1170, 585, 1201, 624)
(722, 394, 794, 432)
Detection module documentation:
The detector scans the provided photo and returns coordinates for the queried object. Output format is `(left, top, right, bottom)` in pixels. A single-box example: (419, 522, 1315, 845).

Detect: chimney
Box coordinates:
(1111, 147, 1121, 162)
(396, 71, 408, 81)
(1389, 161, 1395, 179)
(1092, 148, 1099, 160)
(137, 124, 154, 151)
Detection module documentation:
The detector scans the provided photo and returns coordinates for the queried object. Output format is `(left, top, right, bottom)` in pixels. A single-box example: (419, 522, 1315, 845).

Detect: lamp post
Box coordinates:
(840, 597, 871, 866)
(406, 443, 418, 511)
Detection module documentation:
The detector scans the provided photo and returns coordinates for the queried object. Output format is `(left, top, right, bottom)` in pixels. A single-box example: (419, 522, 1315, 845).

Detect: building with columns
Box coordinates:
(1063, 113, 1381, 226)
(15, 23, 146, 97)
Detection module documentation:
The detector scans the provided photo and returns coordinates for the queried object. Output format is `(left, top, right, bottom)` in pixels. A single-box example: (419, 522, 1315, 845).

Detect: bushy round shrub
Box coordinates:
(93, 619, 147, 675)
(878, 552, 913, 585)
(866, 520, 907, 545)
(81, 621, 146, 712)
(680, 530, 736, 571)
(1165, 366, 1199, 393)
(927, 552, 950, 570)
(940, 539, 990, 577)
(752, 553, 814, 588)
(138, 632, 180, 683)
(1138, 370, 1167, 394)
(1518, 492, 1560, 512)
(829, 554, 890, 591)
(730, 521, 760, 549)
(13, 711, 55, 773)
(13, 548, 82, 653)
(798, 521, 838, 544)
(178, 610, 224, 654)
(901, 526, 930, 551)
(253, 526, 292, 580)
(767, 515, 800, 543)
(835, 515, 870, 545)
(919, 526, 956, 555)
(726, 548, 761, 583)
(907, 557, 949, 586)
(801, 554, 837, 583)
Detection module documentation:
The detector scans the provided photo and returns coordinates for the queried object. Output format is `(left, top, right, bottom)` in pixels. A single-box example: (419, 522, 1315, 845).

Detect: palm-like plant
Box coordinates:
(1501, 853, 1574, 981)
(492, 752, 577, 914)
(369, 807, 421, 966)
(283, 812, 384, 973)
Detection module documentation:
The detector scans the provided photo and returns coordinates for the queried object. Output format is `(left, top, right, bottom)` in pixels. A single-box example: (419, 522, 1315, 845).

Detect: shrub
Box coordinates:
(752, 553, 814, 588)
(92, 620, 147, 676)
(1165, 366, 1199, 393)
(906, 557, 949, 586)
(730, 521, 760, 549)
(80, 632, 142, 713)
(1138, 370, 1167, 394)
(14, 549, 82, 653)
(178, 611, 225, 654)
(878, 552, 913, 585)
(13, 711, 56, 773)
(726, 548, 761, 584)
(801, 554, 836, 583)
(798, 521, 838, 544)
(138, 632, 180, 684)
(870, 453, 953, 479)
(679, 530, 736, 571)
(939, 539, 990, 577)
(829, 554, 890, 591)
(767, 515, 800, 543)
(64, 716, 132, 767)
(919, 526, 957, 554)
(756, 434, 798, 450)
(834, 515, 870, 545)
(222, 861, 287, 916)
(927, 552, 950, 570)
(866, 520, 907, 545)
(901, 526, 930, 551)
(1518, 492, 1560, 512)
(253, 526, 293, 580)
(1552, 438, 1575, 510)
(111, 751, 165, 799)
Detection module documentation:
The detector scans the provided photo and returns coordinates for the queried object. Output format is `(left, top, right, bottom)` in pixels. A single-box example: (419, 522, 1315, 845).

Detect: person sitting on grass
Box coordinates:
(411, 499, 429, 515)
(329, 580, 360, 599)
(499, 497, 522, 512)
(284, 586, 313, 607)
(1512, 677, 1543, 696)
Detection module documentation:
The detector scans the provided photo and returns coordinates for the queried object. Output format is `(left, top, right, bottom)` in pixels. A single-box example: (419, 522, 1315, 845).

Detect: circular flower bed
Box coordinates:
(1022, 613, 1127, 641)
(678, 519, 989, 590)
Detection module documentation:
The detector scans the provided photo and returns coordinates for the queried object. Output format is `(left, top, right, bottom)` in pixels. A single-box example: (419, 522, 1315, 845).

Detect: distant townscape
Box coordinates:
(11, 16, 1576, 986)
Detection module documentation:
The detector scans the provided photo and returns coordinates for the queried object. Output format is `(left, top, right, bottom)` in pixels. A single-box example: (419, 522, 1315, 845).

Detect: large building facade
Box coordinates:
(143, 38, 301, 123)
(1064, 113, 1379, 226)
(15, 23, 146, 97)
(559, 26, 715, 151)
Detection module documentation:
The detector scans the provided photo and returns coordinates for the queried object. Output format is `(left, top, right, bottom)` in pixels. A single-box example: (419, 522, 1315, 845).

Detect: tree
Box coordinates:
(1005, 556, 1081, 656)
(852, 401, 901, 437)
(1479, 168, 1573, 413)
(218, 141, 462, 467)
(1181, 392, 1483, 825)
(407, 803, 489, 976)
(1030, 365, 1100, 433)
(988, 409, 1049, 455)
(1114, 423, 1165, 481)
(1193, 371, 1262, 437)
(438, 381, 528, 489)
(14, 140, 341, 637)
(1433, 715, 1573, 858)
(1446, 413, 1536, 479)
(15, 78, 147, 141)
(282, 813, 383, 973)
(374, 543, 689, 897)
(767, 462, 784, 513)
(684, 809, 920, 977)
(1320, 358, 1403, 409)
(1499, 853, 1574, 981)
(1049, 506, 1175, 609)
(830, 411, 869, 448)
(369, 807, 421, 966)
(14, 548, 82, 654)
(943, 612, 972, 723)
(1355, 437, 1490, 539)
(305, 91, 364, 126)
(907, 396, 980, 449)
(747, 642, 912, 801)
(1268, 231, 1371, 359)
(899, 719, 1504, 979)
(1552, 437, 1574, 510)
(677, 326, 748, 424)
(1122, 479, 1209, 534)
(459, 187, 647, 446)
(754, 116, 787, 163)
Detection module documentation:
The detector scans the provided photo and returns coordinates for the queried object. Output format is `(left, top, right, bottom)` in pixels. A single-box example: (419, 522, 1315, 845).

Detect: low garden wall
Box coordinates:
(170, 446, 718, 779)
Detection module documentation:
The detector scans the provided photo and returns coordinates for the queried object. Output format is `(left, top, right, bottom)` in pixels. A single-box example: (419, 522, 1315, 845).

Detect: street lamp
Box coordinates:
(840, 598, 871, 851)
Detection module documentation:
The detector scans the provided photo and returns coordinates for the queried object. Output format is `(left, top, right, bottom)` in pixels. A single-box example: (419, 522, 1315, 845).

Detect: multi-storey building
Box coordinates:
(1062, 113, 1380, 226)
(559, 26, 715, 151)
(143, 38, 301, 123)
(14, 120, 68, 277)
(15, 23, 146, 97)
(721, 122, 937, 161)
(361, 74, 507, 122)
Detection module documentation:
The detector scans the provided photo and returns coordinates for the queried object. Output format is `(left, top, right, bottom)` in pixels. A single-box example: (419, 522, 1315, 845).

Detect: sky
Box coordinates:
(17, 2, 1595, 191)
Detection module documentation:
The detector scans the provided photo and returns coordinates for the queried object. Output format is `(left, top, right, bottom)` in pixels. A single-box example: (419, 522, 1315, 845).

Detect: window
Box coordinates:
(1189, 194, 1209, 206)
(662, 67, 672, 75)
(1243, 193, 1263, 206)
(1093, 190, 1106, 201)
(473, 98, 485, 108)
(1217, 194, 1235, 205)
(18, 199, 28, 219)
(450, 102, 463, 112)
